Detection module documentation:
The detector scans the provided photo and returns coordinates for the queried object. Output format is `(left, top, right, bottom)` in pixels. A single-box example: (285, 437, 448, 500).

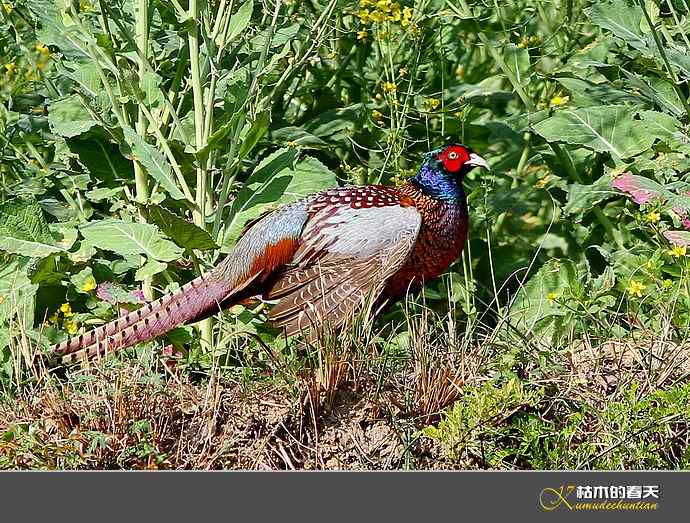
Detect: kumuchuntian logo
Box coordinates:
(539, 484, 659, 511)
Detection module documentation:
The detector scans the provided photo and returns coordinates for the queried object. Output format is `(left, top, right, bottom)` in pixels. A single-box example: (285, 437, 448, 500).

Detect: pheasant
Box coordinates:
(54, 143, 488, 363)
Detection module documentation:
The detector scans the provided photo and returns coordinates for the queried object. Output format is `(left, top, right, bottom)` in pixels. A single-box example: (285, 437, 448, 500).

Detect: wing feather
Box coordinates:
(266, 202, 421, 336)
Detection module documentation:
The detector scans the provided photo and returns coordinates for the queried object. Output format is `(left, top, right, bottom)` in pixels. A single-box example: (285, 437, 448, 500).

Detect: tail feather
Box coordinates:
(54, 272, 259, 363)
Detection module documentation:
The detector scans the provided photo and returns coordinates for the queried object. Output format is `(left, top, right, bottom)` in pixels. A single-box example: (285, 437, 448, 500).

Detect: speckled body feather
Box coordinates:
(54, 144, 483, 363)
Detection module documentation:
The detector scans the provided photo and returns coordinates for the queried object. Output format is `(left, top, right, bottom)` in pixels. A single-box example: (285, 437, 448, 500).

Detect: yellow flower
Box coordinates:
(401, 6, 413, 27)
(60, 302, 74, 317)
(644, 211, 660, 223)
(537, 100, 548, 110)
(546, 292, 559, 303)
(372, 109, 383, 120)
(626, 280, 645, 298)
(426, 98, 441, 110)
(2, 2, 12, 14)
(669, 245, 687, 258)
(359, 0, 371, 6)
(549, 95, 569, 107)
(35, 43, 50, 55)
(662, 279, 673, 289)
(357, 8, 370, 23)
(4, 62, 16, 75)
(357, 29, 368, 41)
(65, 321, 79, 335)
(82, 276, 97, 292)
(369, 9, 385, 23)
(535, 175, 551, 189)
(383, 81, 397, 93)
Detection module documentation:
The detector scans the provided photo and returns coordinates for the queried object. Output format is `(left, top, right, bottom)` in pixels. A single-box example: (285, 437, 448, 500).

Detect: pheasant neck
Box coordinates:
(410, 162, 465, 203)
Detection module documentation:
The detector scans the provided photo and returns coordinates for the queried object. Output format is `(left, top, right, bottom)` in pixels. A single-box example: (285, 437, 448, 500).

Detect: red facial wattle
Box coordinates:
(438, 146, 470, 173)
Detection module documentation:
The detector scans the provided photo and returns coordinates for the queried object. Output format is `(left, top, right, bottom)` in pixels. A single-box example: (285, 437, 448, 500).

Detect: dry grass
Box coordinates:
(2, 294, 690, 470)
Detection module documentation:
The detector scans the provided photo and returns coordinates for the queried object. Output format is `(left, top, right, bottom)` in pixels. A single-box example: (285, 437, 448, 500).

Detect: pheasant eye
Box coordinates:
(448, 152, 458, 160)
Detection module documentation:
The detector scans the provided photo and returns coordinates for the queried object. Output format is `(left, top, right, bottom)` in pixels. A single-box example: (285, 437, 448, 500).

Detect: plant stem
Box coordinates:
(639, 0, 690, 121)
(135, 0, 153, 300)
(188, 0, 214, 351)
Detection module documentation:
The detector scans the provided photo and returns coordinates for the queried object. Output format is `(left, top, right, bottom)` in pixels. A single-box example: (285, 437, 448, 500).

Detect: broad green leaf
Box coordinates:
(586, 0, 647, 51)
(622, 71, 685, 117)
(70, 267, 96, 294)
(201, 110, 245, 157)
(29, 0, 91, 62)
(271, 126, 327, 147)
(508, 259, 581, 344)
(80, 219, 183, 262)
(221, 149, 337, 249)
(226, 0, 254, 43)
(503, 43, 531, 87)
(532, 106, 655, 160)
(0, 200, 63, 258)
(85, 187, 126, 202)
(69, 140, 134, 186)
(563, 175, 617, 220)
(556, 77, 640, 107)
(49, 223, 78, 250)
(239, 112, 270, 159)
(250, 24, 300, 50)
(148, 206, 218, 251)
(96, 281, 143, 305)
(48, 95, 98, 138)
(123, 128, 185, 200)
(638, 110, 682, 143)
(135, 259, 167, 281)
(0, 261, 38, 324)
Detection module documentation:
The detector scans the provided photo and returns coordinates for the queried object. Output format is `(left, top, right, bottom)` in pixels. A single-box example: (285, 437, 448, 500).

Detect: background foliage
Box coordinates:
(1, 0, 690, 469)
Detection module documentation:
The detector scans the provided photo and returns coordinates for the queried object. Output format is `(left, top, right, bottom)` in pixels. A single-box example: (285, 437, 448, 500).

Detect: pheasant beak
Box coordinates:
(466, 153, 490, 170)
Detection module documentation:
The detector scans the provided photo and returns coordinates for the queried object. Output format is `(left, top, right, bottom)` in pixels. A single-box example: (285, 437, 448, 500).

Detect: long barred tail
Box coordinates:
(54, 273, 248, 364)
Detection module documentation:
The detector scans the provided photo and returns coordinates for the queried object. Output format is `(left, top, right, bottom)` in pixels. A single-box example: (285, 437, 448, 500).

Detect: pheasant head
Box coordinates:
(411, 143, 489, 202)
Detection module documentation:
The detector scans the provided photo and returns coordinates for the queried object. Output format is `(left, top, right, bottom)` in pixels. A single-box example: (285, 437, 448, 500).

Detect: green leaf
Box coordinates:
(69, 139, 134, 186)
(508, 259, 581, 344)
(123, 128, 185, 200)
(48, 95, 98, 138)
(239, 112, 270, 159)
(586, 0, 647, 51)
(563, 175, 617, 220)
(638, 110, 682, 143)
(0, 261, 38, 325)
(80, 219, 183, 262)
(221, 149, 336, 249)
(532, 106, 656, 160)
(135, 259, 167, 281)
(0, 200, 64, 258)
(147, 206, 218, 251)
(70, 267, 96, 294)
(226, 0, 254, 43)
(503, 43, 531, 87)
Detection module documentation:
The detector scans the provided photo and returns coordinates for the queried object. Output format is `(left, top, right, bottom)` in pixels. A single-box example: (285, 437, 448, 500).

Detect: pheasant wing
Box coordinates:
(266, 200, 422, 336)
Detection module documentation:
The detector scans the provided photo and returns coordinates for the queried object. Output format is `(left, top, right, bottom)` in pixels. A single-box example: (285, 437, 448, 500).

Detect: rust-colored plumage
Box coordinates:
(54, 144, 488, 363)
